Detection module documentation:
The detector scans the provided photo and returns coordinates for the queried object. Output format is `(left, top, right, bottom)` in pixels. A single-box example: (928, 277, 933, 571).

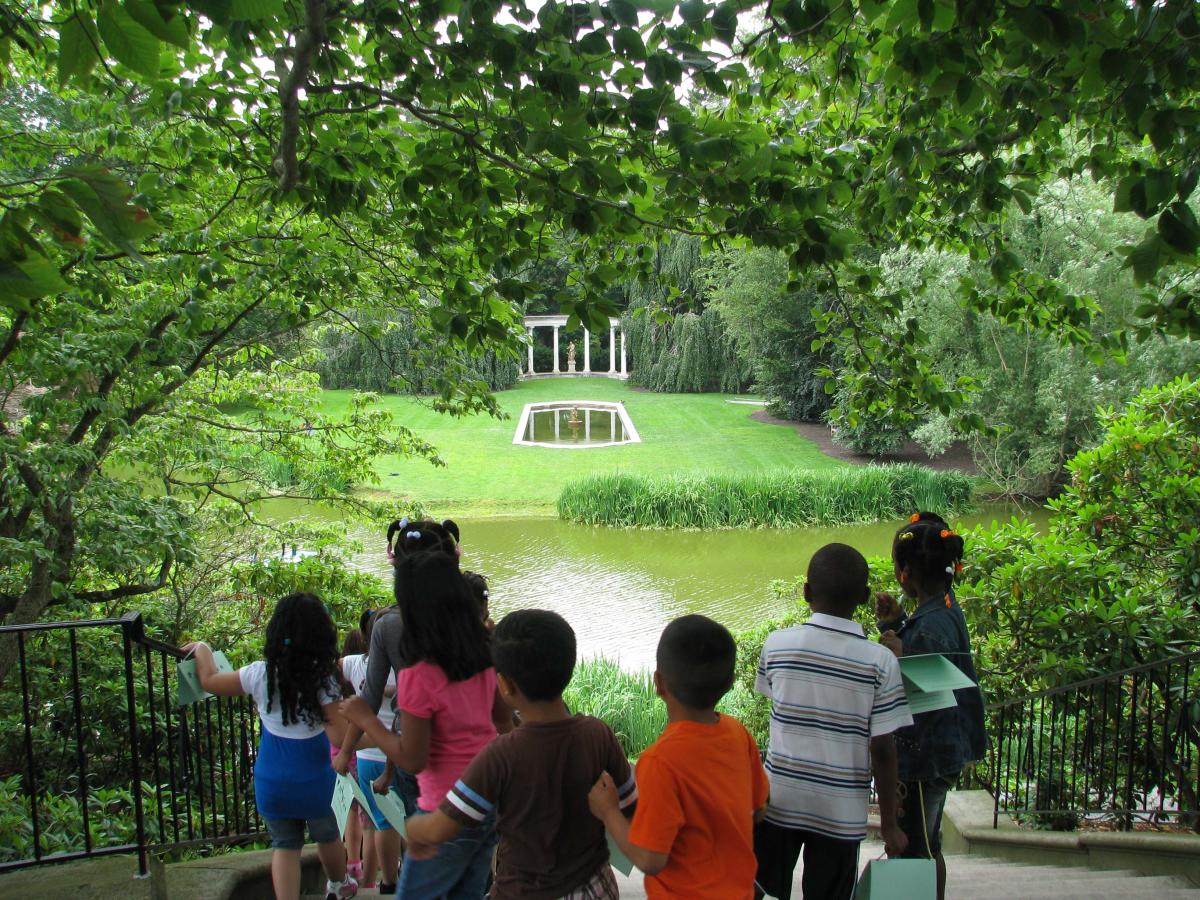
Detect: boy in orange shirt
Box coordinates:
(589, 614, 769, 899)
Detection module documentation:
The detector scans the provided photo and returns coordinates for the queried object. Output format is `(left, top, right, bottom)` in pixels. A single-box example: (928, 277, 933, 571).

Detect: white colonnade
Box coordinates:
(521, 314, 628, 378)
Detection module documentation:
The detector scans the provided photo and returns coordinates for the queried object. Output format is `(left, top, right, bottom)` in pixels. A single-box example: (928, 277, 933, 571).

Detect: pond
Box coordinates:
(336, 503, 1047, 671)
(514, 401, 638, 448)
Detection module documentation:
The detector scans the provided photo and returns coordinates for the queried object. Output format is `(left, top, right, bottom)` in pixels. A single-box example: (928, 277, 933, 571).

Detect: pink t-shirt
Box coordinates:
(396, 661, 498, 811)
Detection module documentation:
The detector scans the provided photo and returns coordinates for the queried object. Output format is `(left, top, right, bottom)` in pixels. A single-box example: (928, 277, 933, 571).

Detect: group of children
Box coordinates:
(184, 512, 984, 900)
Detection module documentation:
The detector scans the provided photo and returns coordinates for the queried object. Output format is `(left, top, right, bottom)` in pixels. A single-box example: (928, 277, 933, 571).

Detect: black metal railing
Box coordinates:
(0, 612, 263, 875)
(965, 650, 1200, 832)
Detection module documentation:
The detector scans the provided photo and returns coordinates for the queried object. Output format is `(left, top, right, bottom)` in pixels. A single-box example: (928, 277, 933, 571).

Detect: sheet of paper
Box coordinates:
(607, 833, 635, 876)
(331, 773, 361, 837)
(904, 688, 957, 715)
(175, 651, 234, 707)
(372, 788, 408, 837)
(898, 654, 976, 692)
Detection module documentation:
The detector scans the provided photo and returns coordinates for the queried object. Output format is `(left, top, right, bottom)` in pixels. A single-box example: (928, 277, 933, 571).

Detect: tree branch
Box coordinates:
(72, 554, 173, 603)
(275, 0, 328, 192)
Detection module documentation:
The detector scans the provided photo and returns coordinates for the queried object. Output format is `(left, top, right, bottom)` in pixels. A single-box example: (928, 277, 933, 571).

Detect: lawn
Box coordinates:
(319, 378, 844, 516)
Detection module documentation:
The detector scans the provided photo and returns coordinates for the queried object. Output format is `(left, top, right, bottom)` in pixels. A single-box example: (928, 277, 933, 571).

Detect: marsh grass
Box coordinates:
(565, 658, 770, 757)
(557, 464, 974, 528)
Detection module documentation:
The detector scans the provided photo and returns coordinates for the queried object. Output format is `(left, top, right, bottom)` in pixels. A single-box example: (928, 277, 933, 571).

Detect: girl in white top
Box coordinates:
(187, 592, 357, 900)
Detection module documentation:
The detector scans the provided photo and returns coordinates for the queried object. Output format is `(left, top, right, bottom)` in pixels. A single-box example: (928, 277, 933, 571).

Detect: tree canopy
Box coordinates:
(2, 0, 1199, 659)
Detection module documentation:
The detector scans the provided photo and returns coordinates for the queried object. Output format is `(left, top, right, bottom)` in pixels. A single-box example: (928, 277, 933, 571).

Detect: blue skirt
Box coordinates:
(254, 729, 336, 821)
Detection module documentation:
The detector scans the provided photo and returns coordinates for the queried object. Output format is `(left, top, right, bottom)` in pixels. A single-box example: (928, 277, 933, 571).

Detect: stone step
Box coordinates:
(302, 844, 1200, 899)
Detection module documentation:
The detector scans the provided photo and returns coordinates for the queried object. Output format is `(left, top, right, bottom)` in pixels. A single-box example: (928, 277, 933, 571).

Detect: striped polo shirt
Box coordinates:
(756, 613, 913, 840)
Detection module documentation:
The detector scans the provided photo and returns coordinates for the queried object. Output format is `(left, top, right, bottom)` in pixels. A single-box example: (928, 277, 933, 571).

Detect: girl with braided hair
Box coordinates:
(186, 593, 358, 900)
(876, 519, 987, 900)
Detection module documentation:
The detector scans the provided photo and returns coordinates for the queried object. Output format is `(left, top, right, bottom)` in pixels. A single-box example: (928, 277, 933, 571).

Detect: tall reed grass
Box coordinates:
(557, 464, 975, 528)
(565, 657, 767, 757)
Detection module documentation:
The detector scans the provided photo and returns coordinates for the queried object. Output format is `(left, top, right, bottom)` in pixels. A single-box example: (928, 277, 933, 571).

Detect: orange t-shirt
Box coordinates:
(627, 714, 769, 899)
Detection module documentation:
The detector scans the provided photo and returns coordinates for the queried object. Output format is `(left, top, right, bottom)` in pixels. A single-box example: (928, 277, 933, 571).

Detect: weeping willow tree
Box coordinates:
(623, 238, 752, 394)
(317, 311, 520, 394)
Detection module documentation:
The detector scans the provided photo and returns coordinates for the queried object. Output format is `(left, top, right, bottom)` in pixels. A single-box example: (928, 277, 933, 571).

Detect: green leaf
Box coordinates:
(123, 0, 189, 49)
(229, 0, 284, 20)
(1124, 236, 1162, 286)
(712, 3, 738, 44)
(679, 0, 707, 27)
(0, 256, 67, 306)
(97, 0, 162, 79)
(1158, 203, 1200, 256)
(59, 168, 158, 253)
(608, 0, 639, 27)
(613, 28, 646, 60)
(58, 14, 102, 86)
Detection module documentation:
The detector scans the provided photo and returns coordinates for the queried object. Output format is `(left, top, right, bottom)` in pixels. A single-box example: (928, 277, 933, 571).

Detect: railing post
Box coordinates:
(121, 613, 149, 877)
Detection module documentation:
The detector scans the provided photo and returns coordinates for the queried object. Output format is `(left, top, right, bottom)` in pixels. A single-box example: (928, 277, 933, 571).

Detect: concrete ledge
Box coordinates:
(0, 848, 326, 900)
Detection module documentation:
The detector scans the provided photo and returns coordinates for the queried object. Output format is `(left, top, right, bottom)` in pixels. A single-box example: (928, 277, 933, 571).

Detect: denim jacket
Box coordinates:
(880, 594, 988, 782)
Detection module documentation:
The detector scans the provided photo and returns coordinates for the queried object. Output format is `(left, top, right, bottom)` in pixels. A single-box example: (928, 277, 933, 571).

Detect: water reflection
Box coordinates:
(524, 407, 627, 445)
(347, 504, 1043, 671)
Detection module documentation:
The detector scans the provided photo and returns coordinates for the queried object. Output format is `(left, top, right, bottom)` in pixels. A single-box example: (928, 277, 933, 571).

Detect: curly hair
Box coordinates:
(394, 552, 492, 682)
(264, 592, 339, 728)
(892, 520, 966, 596)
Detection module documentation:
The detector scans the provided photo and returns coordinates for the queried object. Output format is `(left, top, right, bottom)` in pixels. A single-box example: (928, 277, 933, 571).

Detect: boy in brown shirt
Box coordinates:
(405, 609, 636, 899)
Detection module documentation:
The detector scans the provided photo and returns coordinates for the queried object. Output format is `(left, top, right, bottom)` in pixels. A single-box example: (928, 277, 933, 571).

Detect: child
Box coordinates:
(462, 570, 495, 631)
(340, 611, 398, 892)
(185, 593, 357, 900)
(336, 625, 376, 889)
(341, 552, 511, 898)
(877, 519, 987, 900)
(404, 609, 637, 899)
(333, 521, 458, 782)
(589, 614, 769, 899)
(753, 543, 913, 900)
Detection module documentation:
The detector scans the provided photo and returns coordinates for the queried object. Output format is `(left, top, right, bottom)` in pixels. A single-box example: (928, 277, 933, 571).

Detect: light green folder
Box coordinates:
(176, 651, 233, 707)
(855, 858, 936, 899)
(372, 788, 409, 837)
(898, 654, 976, 714)
(332, 773, 373, 837)
(607, 833, 635, 876)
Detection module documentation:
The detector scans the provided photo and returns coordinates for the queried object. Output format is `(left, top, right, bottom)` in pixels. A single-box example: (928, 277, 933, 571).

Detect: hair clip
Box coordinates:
(909, 513, 921, 523)
(945, 565, 955, 574)
(406, 530, 422, 540)
(397, 517, 409, 530)
(482, 590, 489, 599)
(898, 531, 916, 541)
(940, 529, 955, 539)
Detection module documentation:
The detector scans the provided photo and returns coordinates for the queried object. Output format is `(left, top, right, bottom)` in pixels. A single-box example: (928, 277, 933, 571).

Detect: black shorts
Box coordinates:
(753, 818, 860, 900)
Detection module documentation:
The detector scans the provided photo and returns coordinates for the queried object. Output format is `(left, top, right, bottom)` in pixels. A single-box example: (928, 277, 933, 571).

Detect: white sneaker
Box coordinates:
(325, 875, 358, 899)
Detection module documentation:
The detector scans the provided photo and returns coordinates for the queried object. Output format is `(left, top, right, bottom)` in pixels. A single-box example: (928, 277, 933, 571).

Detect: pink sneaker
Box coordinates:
(346, 860, 364, 881)
(325, 875, 358, 900)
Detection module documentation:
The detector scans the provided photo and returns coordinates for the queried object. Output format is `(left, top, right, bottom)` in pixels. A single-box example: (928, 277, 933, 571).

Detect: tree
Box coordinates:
(4, 0, 1200, 671)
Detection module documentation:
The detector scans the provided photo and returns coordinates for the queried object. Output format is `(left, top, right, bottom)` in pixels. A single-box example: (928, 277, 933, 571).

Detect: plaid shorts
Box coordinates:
(560, 864, 619, 900)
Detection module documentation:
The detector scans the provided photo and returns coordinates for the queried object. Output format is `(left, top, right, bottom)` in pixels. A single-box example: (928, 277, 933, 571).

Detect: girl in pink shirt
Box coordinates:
(343, 551, 510, 898)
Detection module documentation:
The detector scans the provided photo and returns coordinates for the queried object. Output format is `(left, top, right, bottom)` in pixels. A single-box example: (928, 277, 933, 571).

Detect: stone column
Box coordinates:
(552, 326, 560, 374)
(583, 327, 591, 373)
(620, 330, 627, 376)
(608, 326, 616, 374)
(610, 410, 616, 441)
(554, 410, 560, 440)
(585, 409, 591, 442)
(527, 328, 535, 375)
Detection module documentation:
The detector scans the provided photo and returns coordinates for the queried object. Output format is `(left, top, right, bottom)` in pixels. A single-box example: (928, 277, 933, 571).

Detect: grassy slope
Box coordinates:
(319, 378, 843, 516)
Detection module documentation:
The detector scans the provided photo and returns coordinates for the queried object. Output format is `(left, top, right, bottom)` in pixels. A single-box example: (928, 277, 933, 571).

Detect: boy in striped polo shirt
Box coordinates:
(754, 543, 913, 900)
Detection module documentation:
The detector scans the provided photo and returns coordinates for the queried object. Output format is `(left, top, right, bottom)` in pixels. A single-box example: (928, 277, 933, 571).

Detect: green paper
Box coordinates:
(607, 833, 635, 876)
(904, 688, 958, 714)
(175, 651, 233, 707)
(331, 773, 370, 837)
(372, 788, 408, 836)
(898, 654, 976, 692)
(855, 858, 936, 899)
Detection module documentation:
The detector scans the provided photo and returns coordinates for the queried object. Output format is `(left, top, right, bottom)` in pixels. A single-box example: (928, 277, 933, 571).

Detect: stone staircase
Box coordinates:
(301, 841, 1200, 898)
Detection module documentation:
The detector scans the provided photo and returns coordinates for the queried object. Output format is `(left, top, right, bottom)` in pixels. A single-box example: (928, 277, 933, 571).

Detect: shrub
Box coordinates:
(557, 464, 975, 528)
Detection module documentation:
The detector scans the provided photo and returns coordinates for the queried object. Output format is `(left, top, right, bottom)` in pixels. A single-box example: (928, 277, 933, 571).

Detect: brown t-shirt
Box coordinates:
(439, 714, 637, 900)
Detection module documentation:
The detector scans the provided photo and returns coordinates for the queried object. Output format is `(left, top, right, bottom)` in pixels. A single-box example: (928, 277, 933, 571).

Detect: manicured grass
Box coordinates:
(319, 379, 843, 515)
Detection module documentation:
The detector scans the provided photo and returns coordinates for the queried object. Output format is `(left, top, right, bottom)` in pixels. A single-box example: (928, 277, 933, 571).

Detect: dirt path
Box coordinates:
(751, 410, 978, 474)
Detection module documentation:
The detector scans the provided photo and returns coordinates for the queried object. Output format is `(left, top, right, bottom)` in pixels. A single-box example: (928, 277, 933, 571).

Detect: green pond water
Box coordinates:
(316, 503, 1047, 671)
